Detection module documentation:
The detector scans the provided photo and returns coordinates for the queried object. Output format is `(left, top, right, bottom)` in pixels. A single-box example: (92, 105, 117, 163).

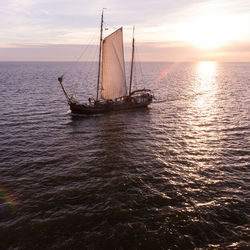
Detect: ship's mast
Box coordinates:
(96, 9, 104, 101)
(129, 26, 135, 95)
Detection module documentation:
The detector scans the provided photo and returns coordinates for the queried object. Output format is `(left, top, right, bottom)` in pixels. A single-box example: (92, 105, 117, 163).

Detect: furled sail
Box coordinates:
(101, 27, 127, 99)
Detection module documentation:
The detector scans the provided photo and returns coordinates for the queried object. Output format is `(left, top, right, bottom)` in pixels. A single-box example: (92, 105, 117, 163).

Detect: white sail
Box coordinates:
(101, 27, 127, 99)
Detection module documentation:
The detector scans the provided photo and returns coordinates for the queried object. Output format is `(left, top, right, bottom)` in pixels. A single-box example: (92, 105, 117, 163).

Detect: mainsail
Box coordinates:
(101, 27, 127, 99)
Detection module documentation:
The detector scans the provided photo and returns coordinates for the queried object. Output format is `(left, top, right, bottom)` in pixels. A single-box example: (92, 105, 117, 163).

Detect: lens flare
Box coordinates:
(154, 63, 177, 84)
(0, 185, 18, 211)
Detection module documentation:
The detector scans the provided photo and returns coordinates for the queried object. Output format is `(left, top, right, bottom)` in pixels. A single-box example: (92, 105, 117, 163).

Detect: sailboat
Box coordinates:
(58, 10, 154, 115)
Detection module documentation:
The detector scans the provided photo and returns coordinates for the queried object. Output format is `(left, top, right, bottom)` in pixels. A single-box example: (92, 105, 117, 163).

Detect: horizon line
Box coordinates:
(0, 60, 250, 63)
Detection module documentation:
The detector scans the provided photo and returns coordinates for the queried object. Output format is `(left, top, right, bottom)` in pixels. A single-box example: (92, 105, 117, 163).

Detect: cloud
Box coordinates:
(0, 0, 214, 45)
(0, 0, 250, 61)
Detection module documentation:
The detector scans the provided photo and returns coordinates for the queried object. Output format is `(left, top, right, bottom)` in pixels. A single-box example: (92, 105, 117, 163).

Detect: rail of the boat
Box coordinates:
(69, 89, 154, 108)
(130, 89, 152, 94)
(130, 89, 154, 97)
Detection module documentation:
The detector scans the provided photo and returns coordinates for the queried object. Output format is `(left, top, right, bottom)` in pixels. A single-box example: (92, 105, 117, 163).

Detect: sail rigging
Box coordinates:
(129, 26, 135, 95)
(96, 10, 104, 101)
(101, 27, 127, 100)
(57, 11, 154, 115)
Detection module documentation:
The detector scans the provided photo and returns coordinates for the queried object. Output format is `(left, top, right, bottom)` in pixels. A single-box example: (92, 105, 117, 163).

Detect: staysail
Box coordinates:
(101, 27, 127, 99)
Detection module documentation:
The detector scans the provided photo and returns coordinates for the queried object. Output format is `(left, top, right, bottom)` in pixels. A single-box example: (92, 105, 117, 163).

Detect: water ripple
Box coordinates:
(0, 62, 249, 249)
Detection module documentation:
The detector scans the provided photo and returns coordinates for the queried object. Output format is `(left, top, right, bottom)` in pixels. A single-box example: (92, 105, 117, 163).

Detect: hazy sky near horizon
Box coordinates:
(1, 0, 250, 61)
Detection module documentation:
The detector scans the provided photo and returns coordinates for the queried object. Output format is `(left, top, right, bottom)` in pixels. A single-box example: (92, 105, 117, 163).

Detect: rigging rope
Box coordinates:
(81, 44, 99, 89)
(75, 32, 98, 63)
(61, 31, 99, 78)
(134, 47, 145, 86)
(132, 56, 138, 90)
(103, 21, 117, 31)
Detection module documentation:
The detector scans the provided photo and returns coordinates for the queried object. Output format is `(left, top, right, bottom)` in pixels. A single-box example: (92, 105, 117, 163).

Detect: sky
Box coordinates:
(0, 0, 250, 61)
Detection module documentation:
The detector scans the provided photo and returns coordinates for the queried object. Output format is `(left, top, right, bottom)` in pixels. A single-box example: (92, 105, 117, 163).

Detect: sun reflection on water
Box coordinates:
(185, 61, 220, 154)
(173, 61, 222, 200)
(194, 61, 218, 110)
(196, 61, 217, 93)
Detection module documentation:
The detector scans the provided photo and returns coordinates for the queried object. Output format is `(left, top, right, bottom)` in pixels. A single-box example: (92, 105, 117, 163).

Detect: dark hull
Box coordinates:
(58, 73, 154, 115)
(69, 99, 152, 115)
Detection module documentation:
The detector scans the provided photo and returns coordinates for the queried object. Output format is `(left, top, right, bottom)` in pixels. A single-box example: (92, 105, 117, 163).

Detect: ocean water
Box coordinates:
(0, 61, 249, 249)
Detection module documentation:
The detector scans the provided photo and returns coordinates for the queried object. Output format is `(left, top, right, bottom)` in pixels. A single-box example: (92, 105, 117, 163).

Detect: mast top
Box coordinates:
(96, 9, 105, 101)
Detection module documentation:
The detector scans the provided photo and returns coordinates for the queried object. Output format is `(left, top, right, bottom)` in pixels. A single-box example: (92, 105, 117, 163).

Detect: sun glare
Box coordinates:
(182, 4, 245, 49)
(188, 14, 233, 48)
(194, 61, 217, 111)
(197, 61, 217, 76)
(196, 61, 217, 92)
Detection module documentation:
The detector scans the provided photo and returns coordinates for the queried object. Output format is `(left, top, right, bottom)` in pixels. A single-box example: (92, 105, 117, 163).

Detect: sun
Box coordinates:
(187, 14, 233, 48)
(182, 6, 244, 49)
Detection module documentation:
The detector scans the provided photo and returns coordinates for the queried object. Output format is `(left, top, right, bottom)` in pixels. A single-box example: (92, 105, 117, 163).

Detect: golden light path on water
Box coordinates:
(197, 62, 217, 92)
(193, 61, 218, 123)
(154, 61, 220, 201)
(178, 61, 222, 210)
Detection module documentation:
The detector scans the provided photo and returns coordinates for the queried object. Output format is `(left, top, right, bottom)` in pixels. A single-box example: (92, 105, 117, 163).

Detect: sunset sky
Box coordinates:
(1, 0, 250, 61)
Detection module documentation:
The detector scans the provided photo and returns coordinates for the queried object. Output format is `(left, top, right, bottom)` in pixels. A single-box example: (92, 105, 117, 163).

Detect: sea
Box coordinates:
(0, 61, 249, 249)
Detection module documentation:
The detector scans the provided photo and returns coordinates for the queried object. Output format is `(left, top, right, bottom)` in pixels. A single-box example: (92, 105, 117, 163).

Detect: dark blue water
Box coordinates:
(0, 62, 249, 249)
